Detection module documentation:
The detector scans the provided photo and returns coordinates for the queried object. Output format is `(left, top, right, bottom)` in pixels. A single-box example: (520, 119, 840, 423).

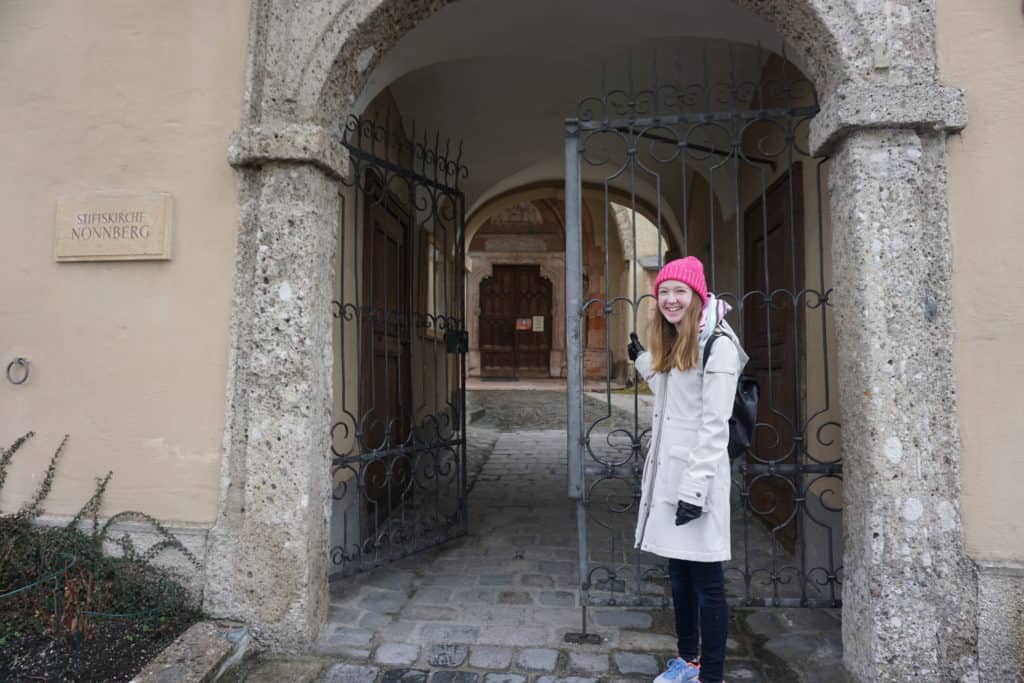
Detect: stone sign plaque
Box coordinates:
(55, 193, 173, 261)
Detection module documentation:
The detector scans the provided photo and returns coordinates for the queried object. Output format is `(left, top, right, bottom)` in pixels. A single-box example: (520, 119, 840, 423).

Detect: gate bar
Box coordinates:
(565, 123, 584, 502)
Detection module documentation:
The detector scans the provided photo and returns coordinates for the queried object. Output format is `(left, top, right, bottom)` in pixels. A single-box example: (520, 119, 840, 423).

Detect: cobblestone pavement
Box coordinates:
(238, 391, 847, 683)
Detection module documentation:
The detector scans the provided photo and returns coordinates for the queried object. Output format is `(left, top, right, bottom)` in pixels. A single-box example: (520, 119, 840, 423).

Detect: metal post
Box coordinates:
(564, 122, 604, 645)
(565, 123, 584, 501)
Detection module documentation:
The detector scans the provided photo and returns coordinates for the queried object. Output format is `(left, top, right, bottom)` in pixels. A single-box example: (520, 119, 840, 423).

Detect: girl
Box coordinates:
(628, 256, 748, 683)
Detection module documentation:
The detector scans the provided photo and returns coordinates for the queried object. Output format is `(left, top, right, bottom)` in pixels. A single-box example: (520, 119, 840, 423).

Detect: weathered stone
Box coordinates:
(361, 590, 409, 614)
(743, 608, 839, 637)
(364, 569, 417, 592)
(131, 621, 249, 683)
(535, 677, 599, 683)
(567, 651, 610, 674)
(469, 645, 515, 669)
(613, 652, 660, 675)
(327, 606, 361, 625)
(375, 642, 420, 666)
(244, 659, 325, 683)
(521, 574, 555, 588)
(381, 669, 428, 683)
(722, 663, 765, 682)
(615, 632, 677, 651)
(537, 591, 575, 607)
(377, 622, 417, 642)
(328, 626, 373, 647)
(411, 587, 454, 605)
(809, 83, 968, 156)
(361, 611, 395, 628)
(762, 633, 840, 670)
(475, 625, 550, 647)
(480, 574, 516, 586)
(515, 647, 559, 672)
(481, 675, 526, 683)
(431, 673, 479, 683)
(322, 663, 380, 683)
(401, 605, 458, 621)
(421, 623, 480, 643)
(497, 591, 533, 605)
(202, 162, 338, 651)
(593, 609, 651, 629)
(430, 643, 469, 668)
(976, 561, 1024, 682)
(829, 129, 977, 682)
(228, 123, 348, 180)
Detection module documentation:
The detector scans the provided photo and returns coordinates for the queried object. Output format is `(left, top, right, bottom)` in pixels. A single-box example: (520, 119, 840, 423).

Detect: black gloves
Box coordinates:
(627, 332, 645, 361)
(675, 501, 703, 526)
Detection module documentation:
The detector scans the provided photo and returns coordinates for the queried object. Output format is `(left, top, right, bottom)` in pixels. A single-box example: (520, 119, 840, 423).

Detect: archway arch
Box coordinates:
(280, 0, 874, 126)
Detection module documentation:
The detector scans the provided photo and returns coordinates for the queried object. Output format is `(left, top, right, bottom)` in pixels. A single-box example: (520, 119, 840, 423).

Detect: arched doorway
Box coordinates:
(210, 2, 976, 679)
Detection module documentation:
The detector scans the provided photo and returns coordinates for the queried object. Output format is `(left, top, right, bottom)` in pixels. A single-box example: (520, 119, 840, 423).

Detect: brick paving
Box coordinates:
(239, 390, 847, 682)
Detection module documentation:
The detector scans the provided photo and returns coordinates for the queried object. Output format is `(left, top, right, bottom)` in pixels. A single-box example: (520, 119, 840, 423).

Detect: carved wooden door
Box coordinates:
(479, 264, 552, 378)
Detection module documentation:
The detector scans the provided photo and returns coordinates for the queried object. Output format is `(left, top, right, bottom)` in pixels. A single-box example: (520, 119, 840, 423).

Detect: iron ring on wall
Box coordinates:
(6, 358, 29, 385)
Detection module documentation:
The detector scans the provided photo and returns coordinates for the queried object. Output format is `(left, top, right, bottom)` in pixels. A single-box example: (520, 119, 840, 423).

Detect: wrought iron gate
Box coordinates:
(329, 113, 470, 576)
(564, 48, 843, 608)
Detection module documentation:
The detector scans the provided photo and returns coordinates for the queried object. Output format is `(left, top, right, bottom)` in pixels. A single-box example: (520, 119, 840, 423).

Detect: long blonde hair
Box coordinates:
(649, 294, 703, 373)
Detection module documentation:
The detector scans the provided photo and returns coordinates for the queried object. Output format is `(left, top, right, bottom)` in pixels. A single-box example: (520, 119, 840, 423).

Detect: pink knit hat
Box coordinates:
(653, 257, 708, 306)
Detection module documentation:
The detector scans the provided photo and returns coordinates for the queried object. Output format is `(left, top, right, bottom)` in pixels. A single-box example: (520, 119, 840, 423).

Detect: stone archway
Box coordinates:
(209, 1, 977, 679)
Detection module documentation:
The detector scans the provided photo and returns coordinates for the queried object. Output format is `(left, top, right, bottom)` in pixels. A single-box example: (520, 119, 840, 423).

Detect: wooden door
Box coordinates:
(479, 265, 552, 378)
(360, 176, 413, 514)
(743, 165, 803, 552)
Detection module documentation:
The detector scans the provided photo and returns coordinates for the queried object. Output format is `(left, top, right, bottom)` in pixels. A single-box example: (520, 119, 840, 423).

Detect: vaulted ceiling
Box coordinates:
(354, 0, 802, 239)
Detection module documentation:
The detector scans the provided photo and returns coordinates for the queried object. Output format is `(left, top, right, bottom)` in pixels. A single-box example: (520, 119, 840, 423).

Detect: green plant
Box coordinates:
(0, 432, 202, 642)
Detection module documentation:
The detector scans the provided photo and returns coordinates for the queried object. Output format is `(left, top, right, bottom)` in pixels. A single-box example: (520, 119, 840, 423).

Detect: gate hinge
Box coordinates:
(445, 329, 469, 355)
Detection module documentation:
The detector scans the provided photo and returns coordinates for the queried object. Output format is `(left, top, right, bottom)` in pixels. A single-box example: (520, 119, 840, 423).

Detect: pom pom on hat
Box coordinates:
(653, 257, 708, 306)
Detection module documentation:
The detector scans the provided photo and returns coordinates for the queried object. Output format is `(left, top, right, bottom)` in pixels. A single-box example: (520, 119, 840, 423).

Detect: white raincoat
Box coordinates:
(633, 320, 749, 562)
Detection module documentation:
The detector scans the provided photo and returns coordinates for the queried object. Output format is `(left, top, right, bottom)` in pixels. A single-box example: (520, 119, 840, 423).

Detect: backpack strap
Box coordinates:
(701, 326, 726, 370)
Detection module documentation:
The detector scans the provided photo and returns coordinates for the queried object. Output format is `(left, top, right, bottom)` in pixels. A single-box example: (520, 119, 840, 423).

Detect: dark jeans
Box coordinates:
(668, 559, 728, 683)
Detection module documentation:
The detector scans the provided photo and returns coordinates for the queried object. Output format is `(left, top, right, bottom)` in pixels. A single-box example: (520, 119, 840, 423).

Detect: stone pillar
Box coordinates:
(203, 155, 339, 650)
(828, 129, 977, 681)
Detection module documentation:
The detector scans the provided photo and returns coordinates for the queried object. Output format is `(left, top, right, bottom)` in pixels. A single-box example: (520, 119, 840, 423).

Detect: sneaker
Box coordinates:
(653, 657, 701, 683)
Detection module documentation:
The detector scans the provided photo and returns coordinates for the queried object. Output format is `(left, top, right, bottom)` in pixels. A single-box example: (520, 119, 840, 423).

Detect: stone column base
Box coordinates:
(977, 561, 1024, 681)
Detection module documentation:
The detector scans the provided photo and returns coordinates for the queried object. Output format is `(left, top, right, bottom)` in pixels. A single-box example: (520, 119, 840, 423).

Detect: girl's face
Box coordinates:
(657, 280, 695, 326)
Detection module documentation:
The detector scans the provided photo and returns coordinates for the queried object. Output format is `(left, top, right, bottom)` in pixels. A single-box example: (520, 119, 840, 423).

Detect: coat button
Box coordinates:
(695, 492, 701, 497)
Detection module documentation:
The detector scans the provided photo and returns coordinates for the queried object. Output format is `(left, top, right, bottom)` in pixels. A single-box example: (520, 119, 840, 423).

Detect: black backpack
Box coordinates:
(702, 329, 760, 459)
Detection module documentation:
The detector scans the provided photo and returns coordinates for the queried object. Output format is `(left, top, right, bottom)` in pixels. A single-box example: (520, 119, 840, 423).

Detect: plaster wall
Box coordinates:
(0, 0, 250, 523)
(938, 0, 1024, 562)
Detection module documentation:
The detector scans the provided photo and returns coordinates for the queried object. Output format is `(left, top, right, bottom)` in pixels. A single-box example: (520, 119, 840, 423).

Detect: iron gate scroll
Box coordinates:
(565, 47, 843, 608)
(330, 113, 470, 576)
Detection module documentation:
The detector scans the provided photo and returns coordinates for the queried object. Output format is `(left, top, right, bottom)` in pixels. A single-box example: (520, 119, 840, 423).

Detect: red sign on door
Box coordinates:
(515, 318, 533, 331)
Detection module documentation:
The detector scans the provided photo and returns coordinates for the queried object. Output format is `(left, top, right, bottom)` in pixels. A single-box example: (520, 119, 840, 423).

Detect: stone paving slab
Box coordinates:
(243, 658, 326, 682)
(321, 663, 381, 682)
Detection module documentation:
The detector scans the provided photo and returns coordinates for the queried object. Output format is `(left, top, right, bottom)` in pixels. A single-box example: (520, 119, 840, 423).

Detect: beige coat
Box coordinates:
(633, 321, 749, 562)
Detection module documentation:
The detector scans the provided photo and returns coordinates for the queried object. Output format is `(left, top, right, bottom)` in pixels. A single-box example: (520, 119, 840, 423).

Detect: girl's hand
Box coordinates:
(627, 332, 645, 361)
(674, 501, 703, 526)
